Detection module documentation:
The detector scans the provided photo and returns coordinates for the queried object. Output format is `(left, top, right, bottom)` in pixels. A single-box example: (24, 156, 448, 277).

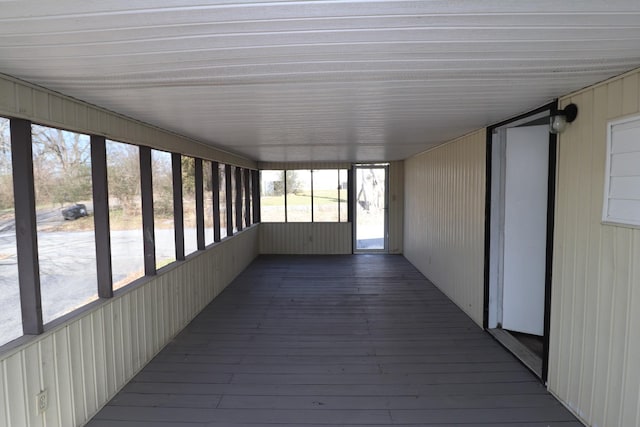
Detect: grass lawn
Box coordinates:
(261, 190, 346, 206)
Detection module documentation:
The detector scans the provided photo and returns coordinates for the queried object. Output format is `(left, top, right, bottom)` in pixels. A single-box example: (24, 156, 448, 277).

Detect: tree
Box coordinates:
(31, 125, 92, 207)
(106, 142, 140, 216)
(0, 119, 12, 210)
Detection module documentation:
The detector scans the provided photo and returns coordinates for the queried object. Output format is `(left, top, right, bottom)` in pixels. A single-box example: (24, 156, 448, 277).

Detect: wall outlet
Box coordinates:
(36, 389, 48, 414)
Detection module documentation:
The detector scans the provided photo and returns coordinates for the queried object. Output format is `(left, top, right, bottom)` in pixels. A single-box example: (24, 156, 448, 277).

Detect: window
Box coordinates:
(260, 169, 349, 223)
(182, 156, 197, 255)
(241, 168, 247, 228)
(0, 117, 22, 345)
(106, 140, 144, 289)
(313, 169, 340, 222)
(604, 115, 640, 227)
(287, 170, 312, 222)
(260, 170, 285, 222)
(151, 150, 175, 268)
(203, 160, 214, 246)
(219, 163, 227, 237)
(231, 166, 238, 233)
(32, 125, 98, 324)
(339, 169, 349, 222)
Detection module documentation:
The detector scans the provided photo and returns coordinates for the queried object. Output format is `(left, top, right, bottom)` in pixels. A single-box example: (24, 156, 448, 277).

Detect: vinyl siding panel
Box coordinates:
(549, 68, 640, 427)
(259, 223, 352, 254)
(404, 129, 486, 326)
(388, 160, 404, 254)
(0, 74, 255, 169)
(0, 227, 258, 427)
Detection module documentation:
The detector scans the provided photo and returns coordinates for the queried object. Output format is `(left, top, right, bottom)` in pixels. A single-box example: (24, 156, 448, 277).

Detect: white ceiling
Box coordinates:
(1, 1, 640, 162)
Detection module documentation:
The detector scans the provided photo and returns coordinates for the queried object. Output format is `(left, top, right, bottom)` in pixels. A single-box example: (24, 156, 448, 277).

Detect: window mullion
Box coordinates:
(10, 118, 43, 334)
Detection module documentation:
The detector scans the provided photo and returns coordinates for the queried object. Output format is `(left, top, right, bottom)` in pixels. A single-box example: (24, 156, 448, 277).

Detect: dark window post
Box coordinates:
(139, 147, 156, 275)
(225, 164, 233, 237)
(10, 118, 43, 334)
(235, 167, 243, 231)
(212, 162, 221, 242)
(195, 158, 205, 250)
(90, 135, 113, 298)
(172, 153, 185, 261)
(244, 168, 251, 227)
(252, 170, 260, 223)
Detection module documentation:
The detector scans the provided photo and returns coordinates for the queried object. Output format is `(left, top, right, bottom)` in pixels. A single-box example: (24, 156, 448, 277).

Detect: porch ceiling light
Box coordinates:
(549, 103, 578, 134)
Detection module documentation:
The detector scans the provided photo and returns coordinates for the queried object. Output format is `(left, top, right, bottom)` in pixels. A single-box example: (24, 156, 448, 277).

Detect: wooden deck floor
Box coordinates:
(88, 255, 581, 426)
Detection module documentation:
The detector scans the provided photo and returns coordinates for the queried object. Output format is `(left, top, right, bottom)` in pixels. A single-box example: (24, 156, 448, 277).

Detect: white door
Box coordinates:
(501, 125, 549, 336)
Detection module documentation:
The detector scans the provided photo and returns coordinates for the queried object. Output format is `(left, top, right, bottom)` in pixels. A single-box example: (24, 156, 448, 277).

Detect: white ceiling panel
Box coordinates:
(1, 0, 640, 162)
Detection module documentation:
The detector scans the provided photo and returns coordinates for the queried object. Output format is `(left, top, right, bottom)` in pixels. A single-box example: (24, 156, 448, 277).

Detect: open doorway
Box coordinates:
(354, 164, 388, 252)
(485, 105, 557, 380)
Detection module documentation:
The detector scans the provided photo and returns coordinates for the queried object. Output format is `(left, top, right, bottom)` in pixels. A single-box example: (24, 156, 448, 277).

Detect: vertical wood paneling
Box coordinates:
(22, 344, 41, 427)
(388, 160, 404, 254)
(53, 329, 74, 427)
(5, 353, 27, 427)
(259, 223, 352, 254)
(0, 226, 258, 427)
(0, 360, 7, 427)
(404, 129, 486, 326)
(39, 336, 60, 427)
(550, 67, 640, 427)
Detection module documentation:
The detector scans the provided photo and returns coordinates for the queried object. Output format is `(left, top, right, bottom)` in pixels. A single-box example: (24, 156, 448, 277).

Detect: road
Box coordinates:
(0, 222, 198, 346)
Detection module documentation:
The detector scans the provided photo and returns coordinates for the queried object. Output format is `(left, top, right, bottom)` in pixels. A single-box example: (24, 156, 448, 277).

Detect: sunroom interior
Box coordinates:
(1, 2, 640, 427)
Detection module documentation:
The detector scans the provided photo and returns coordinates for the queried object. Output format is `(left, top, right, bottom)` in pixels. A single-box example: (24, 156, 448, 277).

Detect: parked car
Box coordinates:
(62, 204, 88, 220)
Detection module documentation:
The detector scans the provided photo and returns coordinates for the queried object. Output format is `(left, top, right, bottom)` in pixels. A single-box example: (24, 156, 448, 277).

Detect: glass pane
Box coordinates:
(219, 164, 227, 237)
(260, 170, 285, 222)
(231, 166, 237, 233)
(240, 168, 246, 227)
(152, 150, 175, 268)
(313, 169, 339, 222)
(355, 167, 386, 250)
(0, 118, 22, 345)
(32, 125, 97, 324)
(339, 169, 349, 222)
(203, 160, 214, 246)
(106, 140, 143, 290)
(248, 171, 253, 225)
(287, 170, 312, 222)
(182, 156, 197, 255)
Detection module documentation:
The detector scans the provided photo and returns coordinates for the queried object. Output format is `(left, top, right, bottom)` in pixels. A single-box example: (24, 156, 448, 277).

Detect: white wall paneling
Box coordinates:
(0, 227, 258, 427)
(259, 223, 352, 255)
(549, 68, 640, 427)
(404, 130, 486, 326)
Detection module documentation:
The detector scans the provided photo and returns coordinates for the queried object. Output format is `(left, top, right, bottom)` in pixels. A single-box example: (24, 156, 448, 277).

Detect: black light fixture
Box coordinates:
(549, 103, 578, 134)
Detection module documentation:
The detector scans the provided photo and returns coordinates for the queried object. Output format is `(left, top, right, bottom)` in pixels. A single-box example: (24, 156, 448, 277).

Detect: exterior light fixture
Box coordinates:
(549, 103, 578, 134)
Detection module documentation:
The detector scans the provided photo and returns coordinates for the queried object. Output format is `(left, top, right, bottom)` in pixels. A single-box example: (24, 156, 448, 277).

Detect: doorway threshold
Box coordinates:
(488, 328, 542, 378)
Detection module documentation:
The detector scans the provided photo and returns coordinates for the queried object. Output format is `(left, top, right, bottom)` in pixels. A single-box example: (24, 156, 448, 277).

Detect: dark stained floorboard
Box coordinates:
(87, 255, 581, 426)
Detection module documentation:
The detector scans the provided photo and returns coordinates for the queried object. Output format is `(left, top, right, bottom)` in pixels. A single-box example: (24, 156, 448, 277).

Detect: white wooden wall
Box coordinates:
(388, 161, 404, 254)
(0, 227, 258, 427)
(0, 74, 255, 168)
(548, 68, 640, 427)
(259, 223, 352, 254)
(404, 130, 487, 326)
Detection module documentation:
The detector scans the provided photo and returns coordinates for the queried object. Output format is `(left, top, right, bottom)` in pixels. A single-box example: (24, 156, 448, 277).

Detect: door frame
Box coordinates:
(353, 164, 389, 253)
(483, 101, 558, 382)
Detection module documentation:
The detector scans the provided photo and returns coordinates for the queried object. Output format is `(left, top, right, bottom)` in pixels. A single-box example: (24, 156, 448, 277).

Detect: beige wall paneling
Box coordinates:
(260, 223, 352, 254)
(388, 160, 404, 254)
(0, 74, 255, 169)
(0, 226, 258, 427)
(404, 130, 486, 326)
(549, 68, 640, 427)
